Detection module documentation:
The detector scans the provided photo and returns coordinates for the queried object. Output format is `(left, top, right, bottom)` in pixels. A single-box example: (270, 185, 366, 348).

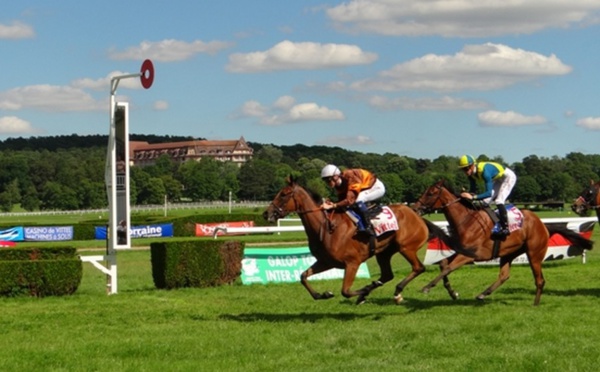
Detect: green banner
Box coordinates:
(241, 247, 370, 285)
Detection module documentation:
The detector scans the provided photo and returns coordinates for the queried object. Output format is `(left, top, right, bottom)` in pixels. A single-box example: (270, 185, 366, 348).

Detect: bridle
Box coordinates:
(268, 184, 323, 218)
(574, 184, 600, 212)
(418, 183, 461, 214)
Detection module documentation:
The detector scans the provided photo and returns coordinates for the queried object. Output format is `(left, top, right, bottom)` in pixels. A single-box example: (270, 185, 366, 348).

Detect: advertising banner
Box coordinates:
(241, 247, 370, 285)
(24, 226, 74, 241)
(95, 223, 173, 240)
(0, 227, 24, 242)
(195, 221, 254, 237)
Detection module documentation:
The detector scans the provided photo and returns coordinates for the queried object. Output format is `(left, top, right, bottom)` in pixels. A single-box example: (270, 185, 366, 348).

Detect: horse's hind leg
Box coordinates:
(526, 245, 547, 306)
(301, 260, 335, 300)
(356, 248, 395, 304)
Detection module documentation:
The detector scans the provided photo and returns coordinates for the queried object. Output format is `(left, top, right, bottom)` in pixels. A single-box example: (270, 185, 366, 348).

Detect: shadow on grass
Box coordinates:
(218, 312, 385, 323)
(215, 297, 490, 323)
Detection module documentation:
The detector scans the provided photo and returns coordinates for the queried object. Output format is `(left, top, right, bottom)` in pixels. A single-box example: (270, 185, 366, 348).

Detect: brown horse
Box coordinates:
(262, 176, 468, 305)
(413, 180, 594, 306)
(572, 180, 600, 222)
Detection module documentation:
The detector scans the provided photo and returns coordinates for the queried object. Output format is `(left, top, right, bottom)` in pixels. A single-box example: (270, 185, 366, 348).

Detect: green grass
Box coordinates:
(0, 207, 596, 371)
(1, 231, 600, 371)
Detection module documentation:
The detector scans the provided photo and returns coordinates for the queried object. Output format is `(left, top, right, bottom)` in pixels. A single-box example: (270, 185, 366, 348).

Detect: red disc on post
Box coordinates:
(140, 59, 154, 89)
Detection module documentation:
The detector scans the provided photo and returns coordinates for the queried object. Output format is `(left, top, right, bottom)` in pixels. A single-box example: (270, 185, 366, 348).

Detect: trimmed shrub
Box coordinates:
(0, 246, 82, 297)
(150, 240, 244, 289)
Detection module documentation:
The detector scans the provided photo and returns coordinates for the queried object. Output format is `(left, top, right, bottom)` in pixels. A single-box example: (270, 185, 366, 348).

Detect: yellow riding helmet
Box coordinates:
(458, 154, 475, 168)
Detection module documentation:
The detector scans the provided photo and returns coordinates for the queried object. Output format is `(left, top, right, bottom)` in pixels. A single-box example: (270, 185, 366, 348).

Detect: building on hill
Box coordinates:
(130, 136, 253, 167)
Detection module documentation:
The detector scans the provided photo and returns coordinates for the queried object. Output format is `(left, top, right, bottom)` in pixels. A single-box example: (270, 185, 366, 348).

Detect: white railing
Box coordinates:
(0, 200, 270, 217)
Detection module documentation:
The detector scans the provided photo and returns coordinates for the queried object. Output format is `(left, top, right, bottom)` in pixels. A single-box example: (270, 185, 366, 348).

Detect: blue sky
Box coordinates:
(2, 1, 600, 164)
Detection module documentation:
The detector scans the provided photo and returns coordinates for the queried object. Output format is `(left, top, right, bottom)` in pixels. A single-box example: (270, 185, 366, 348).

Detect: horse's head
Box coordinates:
(413, 179, 455, 215)
(262, 175, 302, 223)
(571, 180, 600, 216)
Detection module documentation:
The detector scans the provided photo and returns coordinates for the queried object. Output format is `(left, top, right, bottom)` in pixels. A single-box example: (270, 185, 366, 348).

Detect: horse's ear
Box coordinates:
(288, 174, 297, 185)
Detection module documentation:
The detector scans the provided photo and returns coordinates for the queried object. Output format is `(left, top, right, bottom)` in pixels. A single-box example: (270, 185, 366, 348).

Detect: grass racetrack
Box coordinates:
(2, 213, 600, 371)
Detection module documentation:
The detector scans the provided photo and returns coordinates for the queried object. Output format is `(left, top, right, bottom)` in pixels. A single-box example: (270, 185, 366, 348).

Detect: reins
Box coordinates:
(575, 195, 600, 210)
(427, 184, 488, 232)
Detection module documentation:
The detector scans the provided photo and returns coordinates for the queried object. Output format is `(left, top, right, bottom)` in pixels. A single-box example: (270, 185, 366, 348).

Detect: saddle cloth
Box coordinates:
(495, 204, 524, 233)
(347, 206, 399, 237)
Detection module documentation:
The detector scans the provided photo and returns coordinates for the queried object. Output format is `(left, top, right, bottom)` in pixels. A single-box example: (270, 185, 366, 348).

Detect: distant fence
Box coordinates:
(0, 201, 270, 217)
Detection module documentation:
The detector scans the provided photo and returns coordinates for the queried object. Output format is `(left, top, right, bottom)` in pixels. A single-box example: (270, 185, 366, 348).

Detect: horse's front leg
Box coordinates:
(422, 254, 474, 295)
(300, 260, 335, 300)
(439, 257, 459, 300)
(476, 257, 512, 302)
(356, 250, 394, 304)
(340, 262, 366, 304)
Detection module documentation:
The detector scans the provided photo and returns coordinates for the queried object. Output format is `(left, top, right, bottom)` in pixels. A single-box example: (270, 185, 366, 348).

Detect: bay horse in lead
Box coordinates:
(262, 176, 472, 305)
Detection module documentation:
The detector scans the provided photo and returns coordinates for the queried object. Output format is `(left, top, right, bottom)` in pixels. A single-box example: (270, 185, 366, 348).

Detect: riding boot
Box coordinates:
(496, 203, 510, 236)
(355, 201, 375, 236)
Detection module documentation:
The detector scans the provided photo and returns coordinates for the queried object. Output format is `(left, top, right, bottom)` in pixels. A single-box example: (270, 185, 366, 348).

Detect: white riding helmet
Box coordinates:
(321, 164, 341, 179)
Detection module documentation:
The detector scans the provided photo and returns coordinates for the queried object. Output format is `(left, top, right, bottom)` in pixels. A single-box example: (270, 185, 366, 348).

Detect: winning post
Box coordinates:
(81, 60, 154, 294)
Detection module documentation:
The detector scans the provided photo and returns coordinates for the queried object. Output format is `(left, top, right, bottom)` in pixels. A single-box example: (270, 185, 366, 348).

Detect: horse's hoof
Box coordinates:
(394, 294, 404, 304)
(452, 292, 460, 300)
(476, 294, 485, 301)
(323, 291, 334, 299)
(356, 297, 366, 305)
(421, 287, 430, 294)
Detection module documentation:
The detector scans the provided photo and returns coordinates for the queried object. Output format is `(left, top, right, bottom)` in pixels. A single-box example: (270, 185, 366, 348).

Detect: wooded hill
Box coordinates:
(0, 134, 598, 212)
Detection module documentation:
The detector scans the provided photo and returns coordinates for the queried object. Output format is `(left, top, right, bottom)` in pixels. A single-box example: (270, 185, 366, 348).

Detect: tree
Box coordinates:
(178, 158, 224, 201)
(0, 179, 21, 212)
(40, 181, 79, 210)
(237, 159, 277, 200)
(378, 173, 405, 204)
(20, 184, 40, 211)
(160, 175, 183, 202)
(511, 175, 541, 202)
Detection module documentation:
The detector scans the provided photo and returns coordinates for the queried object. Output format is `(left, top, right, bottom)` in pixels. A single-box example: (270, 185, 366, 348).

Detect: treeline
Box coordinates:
(0, 134, 598, 212)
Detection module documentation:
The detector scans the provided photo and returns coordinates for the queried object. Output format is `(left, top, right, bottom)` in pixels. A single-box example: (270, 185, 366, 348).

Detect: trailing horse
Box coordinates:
(572, 180, 600, 222)
(414, 180, 594, 306)
(262, 176, 471, 305)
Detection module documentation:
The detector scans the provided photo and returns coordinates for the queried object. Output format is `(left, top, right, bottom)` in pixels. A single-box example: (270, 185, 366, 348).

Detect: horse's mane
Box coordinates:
(305, 187, 324, 206)
(288, 175, 323, 206)
(440, 179, 480, 211)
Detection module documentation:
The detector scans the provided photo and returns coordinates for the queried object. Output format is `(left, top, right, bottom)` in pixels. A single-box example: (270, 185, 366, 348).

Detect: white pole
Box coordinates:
(229, 191, 232, 214)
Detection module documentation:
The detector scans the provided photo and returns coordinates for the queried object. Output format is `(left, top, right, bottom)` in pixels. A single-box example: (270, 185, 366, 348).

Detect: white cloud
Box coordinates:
(0, 116, 42, 135)
(0, 85, 103, 112)
(351, 43, 571, 92)
(576, 117, 600, 130)
(273, 96, 296, 110)
(153, 101, 169, 110)
(108, 39, 234, 62)
(239, 100, 269, 117)
(226, 40, 377, 73)
(235, 96, 345, 125)
(326, 0, 600, 37)
(317, 135, 373, 146)
(0, 21, 35, 39)
(478, 110, 547, 127)
(368, 95, 490, 111)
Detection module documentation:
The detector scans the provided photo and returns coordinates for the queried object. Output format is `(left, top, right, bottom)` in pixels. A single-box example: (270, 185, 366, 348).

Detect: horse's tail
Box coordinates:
(423, 219, 478, 258)
(545, 224, 594, 251)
